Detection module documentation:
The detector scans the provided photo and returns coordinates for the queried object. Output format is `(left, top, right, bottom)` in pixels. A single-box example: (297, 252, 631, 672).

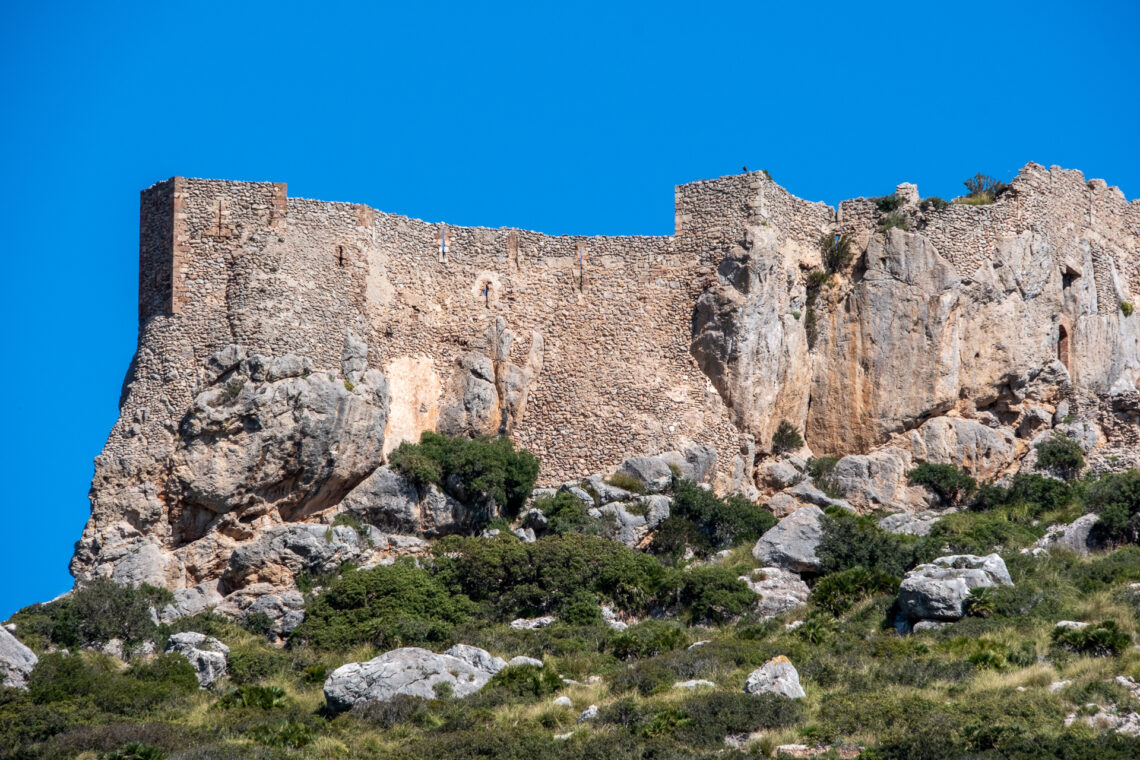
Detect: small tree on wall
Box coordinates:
(771, 420, 804, 454)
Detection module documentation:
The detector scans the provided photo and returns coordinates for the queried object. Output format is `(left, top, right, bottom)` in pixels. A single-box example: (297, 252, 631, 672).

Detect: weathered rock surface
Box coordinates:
(898, 554, 1013, 621)
(223, 523, 382, 590)
(738, 567, 811, 618)
(752, 506, 824, 574)
(324, 645, 507, 711)
(1033, 513, 1099, 555)
(616, 456, 674, 493)
(878, 511, 945, 537)
(166, 632, 229, 687)
(743, 655, 806, 699)
(0, 627, 38, 690)
(342, 466, 467, 536)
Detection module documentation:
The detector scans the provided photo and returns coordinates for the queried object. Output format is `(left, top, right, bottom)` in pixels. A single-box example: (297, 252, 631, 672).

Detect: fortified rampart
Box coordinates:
(116, 165, 1140, 489)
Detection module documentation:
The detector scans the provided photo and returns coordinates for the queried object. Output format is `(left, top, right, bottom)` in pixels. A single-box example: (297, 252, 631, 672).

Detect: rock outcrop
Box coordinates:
(0, 627, 38, 690)
(323, 645, 508, 711)
(166, 632, 229, 687)
(897, 554, 1013, 622)
(752, 506, 824, 574)
(743, 655, 806, 699)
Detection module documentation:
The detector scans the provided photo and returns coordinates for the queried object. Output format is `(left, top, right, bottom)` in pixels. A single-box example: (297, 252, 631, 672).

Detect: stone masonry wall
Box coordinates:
(116, 166, 1138, 492)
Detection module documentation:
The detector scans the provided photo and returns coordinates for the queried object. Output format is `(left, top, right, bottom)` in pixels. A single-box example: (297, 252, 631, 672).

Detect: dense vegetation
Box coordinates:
(5, 450, 1140, 759)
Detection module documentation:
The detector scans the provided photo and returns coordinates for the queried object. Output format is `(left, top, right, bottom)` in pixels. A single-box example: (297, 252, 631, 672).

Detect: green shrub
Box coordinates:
(671, 691, 801, 749)
(10, 577, 166, 649)
(389, 431, 539, 517)
(963, 586, 997, 618)
(678, 566, 756, 624)
(1051, 620, 1131, 656)
(878, 212, 909, 231)
(907, 462, 976, 505)
(27, 652, 198, 716)
(1121, 301, 1134, 317)
(102, 743, 165, 760)
(611, 620, 689, 660)
(956, 173, 1009, 206)
(240, 612, 275, 638)
(970, 473, 1075, 516)
(874, 194, 904, 212)
(249, 720, 312, 748)
(771, 420, 804, 454)
(920, 196, 950, 212)
(810, 567, 899, 615)
(1034, 433, 1085, 478)
(817, 511, 917, 577)
(534, 491, 594, 535)
(807, 456, 845, 498)
(485, 665, 562, 698)
(216, 685, 288, 710)
(650, 478, 775, 560)
(1086, 469, 1140, 545)
(806, 268, 832, 288)
(291, 560, 476, 650)
(924, 508, 1040, 555)
(820, 233, 855, 273)
(605, 472, 646, 494)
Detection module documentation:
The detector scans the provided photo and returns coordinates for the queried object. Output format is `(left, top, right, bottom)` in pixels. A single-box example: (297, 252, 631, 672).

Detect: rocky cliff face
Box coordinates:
(71, 164, 1139, 616)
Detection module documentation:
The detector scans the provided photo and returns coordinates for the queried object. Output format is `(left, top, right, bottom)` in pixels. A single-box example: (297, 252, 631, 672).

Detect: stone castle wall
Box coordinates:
(116, 165, 1139, 489)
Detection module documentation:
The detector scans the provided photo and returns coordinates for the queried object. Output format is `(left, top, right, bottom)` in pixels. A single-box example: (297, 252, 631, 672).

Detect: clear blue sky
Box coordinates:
(1, 1, 1137, 619)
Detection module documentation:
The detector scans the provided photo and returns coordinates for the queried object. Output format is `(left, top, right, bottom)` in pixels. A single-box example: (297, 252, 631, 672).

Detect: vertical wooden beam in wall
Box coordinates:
(171, 177, 189, 315)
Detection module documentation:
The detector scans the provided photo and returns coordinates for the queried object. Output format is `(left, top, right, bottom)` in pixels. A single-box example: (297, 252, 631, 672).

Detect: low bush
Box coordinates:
(389, 431, 539, 517)
(807, 455, 844, 498)
(878, 212, 909, 231)
(1034, 433, 1084, 478)
(771, 420, 803, 454)
(249, 720, 312, 748)
(102, 743, 165, 760)
(670, 691, 801, 749)
(907, 462, 976, 505)
(920, 196, 950, 212)
(810, 567, 899, 615)
(485, 664, 562, 698)
(819, 233, 855, 273)
(534, 491, 594, 535)
(874, 194, 903, 212)
(817, 511, 918, 577)
(1122, 300, 1134, 317)
(291, 559, 476, 650)
(11, 577, 169, 649)
(216, 685, 288, 710)
(605, 472, 646, 494)
(611, 620, 689, 660)
(651, 478, 776, 561)
(970, 472, 1076, 516)
(1052, 620, 1131, 656)
(1086, 469, 1140, 545)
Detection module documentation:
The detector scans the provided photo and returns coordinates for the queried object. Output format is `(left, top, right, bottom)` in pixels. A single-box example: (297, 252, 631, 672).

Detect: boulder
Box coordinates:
(558, 484, 596, 508)
(896, 417, 1017, 480)
(738, 567, 811, 618)
(166, 632, 229, 687)
(615, 456, 674, 493)
(577, 705, 599, 723)
(552, 696, 573, 707)
(598, 504, 648, 548)
(878, 511, 944, 537)
(638, 494, 672, 529)
(756, 459, 803, 491)
(1033, 513, 1098, 555)
(0, 627, 38, 690)
(509, 616, 556, 630)
(897, 554, 1013, 621)
(159, 581, 224, 623)
(831, 447, 925, 512)
(323, 645, 506, 711)
(342, 466, 467, 536)
(763, 493, 800, 519)
(752, 505, 824, 574)
(743, 655, 805, 699)
(508, 656, 544, 668)
(659, 442, 718, 483)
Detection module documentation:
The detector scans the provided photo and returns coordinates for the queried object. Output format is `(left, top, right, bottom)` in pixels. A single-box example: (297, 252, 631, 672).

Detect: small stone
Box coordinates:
(552, 696, 573, 708)
(577, 704, 599, 723)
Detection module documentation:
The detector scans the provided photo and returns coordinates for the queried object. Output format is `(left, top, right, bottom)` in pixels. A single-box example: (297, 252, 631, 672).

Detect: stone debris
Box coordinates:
(738, 567, 810, 618)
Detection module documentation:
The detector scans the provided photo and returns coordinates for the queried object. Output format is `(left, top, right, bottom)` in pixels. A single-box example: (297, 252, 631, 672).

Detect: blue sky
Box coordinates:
(1, 1, 1137, 619)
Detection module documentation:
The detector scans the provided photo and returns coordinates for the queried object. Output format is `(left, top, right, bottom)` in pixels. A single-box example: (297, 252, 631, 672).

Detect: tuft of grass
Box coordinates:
(878, 212, 909, 231)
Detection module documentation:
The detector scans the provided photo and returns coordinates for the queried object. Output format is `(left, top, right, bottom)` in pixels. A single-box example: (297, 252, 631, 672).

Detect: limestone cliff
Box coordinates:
(71, 164, 1139, 613)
